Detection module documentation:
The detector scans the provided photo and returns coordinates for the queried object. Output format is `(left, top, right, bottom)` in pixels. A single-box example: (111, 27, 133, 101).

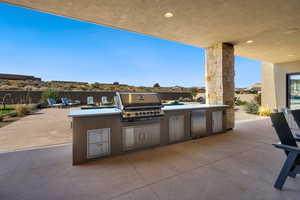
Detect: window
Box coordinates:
(287, 73, 300, 109)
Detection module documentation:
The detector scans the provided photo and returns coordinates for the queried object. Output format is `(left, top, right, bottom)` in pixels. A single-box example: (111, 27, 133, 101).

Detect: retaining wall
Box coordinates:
(0, 90, 192, 104)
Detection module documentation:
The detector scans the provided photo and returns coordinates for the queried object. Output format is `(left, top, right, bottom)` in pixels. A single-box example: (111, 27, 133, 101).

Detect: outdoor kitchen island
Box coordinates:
(69, 93, 229, 165)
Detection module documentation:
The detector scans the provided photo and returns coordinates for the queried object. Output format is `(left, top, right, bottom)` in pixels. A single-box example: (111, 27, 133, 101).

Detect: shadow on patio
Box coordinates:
(0, 119, 299, 200)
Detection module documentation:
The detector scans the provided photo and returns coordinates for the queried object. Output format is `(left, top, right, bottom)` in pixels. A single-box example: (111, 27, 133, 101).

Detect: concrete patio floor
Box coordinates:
(0, 108, 73, 152)
(1, 119, 299, 200)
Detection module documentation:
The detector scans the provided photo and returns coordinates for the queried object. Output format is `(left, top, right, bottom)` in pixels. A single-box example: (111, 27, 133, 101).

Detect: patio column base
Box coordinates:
(205, 43, 235, 129)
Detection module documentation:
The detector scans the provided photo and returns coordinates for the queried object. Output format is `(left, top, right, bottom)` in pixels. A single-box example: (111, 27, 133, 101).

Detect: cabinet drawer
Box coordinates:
(87, 128, 110, 144)
(87, 128, 111, 159)
(88, 143, 109, 158)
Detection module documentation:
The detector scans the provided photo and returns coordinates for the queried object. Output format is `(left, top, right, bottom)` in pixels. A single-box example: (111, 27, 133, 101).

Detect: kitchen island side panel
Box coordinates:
(72, 115, 122, 165)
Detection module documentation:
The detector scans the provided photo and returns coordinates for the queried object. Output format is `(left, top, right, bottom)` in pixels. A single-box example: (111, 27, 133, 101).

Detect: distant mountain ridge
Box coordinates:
(0, 73, 259, 93)
(0, 77, 204, 93)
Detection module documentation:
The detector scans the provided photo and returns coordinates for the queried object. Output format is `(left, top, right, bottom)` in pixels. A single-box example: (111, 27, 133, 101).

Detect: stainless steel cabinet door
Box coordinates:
(212, 111, 223, 133)
(123, 127, 135, 150)
(87, 128, 110, 159)
(191, 110, 207, 137)
(169, 115, 185, 143)
(123, 123, 160, 151)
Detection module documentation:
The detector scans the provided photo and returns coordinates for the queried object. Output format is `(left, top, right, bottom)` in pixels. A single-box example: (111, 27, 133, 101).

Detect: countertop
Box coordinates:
(69, 108, 121, 117)
(162, 104, 228, 111)
(69, 104, 228, 117)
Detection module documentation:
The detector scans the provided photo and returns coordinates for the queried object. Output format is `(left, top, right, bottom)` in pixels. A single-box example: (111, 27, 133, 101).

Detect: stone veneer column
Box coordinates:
(205, 43, 235, 129)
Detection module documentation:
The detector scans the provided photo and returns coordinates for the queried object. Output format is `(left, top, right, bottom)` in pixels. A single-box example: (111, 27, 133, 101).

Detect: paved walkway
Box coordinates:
(235, 106, 268, 123)
(0, 108, 73, 152)
(0, 119, 299, 200)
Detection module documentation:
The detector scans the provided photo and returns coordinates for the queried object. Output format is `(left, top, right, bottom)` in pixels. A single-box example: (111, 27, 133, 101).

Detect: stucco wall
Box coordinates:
(261, 62, 277, 109)
(235, 94, 256, 102)
(262, 60, 300, 109)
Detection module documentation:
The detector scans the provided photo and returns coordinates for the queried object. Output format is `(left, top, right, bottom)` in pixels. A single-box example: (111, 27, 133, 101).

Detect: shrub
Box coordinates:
(9, 111, 17, 117)
(153, 83, 160, 88)
(244, 101, 259, 114)
(190, 87, 198, 98)
(183, 97, 192, 102)
(41, 89, 60, 103)
(234, 97, 247, 106)
(254, 93, 261, 105)
(258, 107, 272, 116)
(15, 104, 31, 116)
(169, 100, 182, 105)
(197, 96, 205, 103)
(0, 115, 3, 122)
(27, 104, 38, 111)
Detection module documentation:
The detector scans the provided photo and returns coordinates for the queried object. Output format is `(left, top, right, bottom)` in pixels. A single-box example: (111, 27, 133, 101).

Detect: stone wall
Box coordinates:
(0, 90, 192, 105)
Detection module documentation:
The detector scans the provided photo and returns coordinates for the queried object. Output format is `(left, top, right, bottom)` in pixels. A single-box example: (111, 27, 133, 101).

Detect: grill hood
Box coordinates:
(116, 92, 162, 109)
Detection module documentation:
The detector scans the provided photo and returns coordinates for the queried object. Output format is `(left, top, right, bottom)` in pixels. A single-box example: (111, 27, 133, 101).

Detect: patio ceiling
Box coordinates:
(2, 0, 300, 63)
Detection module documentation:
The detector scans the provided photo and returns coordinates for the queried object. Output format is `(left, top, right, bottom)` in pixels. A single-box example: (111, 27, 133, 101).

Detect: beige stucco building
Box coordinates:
(2, 0, 300, 120)
(262, 61, 300, 110)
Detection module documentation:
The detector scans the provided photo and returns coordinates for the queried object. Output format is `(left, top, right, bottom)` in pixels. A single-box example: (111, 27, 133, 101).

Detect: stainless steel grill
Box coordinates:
(115, 92, 164, 120)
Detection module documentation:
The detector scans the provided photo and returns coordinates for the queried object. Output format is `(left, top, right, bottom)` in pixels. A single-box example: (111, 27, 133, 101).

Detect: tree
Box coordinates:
(153, 83, 160, 88)
(113, 82, 119, 85)
(190, 87, 198, 98)
(41, 88, 59, 103)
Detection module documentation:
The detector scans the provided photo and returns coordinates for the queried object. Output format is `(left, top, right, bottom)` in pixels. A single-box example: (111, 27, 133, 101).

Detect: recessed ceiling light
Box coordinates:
(246, 40, 254, 44)
(164, 12, 174, 18)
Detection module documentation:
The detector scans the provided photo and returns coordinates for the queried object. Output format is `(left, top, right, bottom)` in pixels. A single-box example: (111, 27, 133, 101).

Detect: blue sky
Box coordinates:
(0, 2, 261, 88)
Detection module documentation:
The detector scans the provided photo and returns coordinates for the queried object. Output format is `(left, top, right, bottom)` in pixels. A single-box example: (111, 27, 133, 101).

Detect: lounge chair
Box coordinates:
(61, 97, 80, 107)
(291, 109, 300, 140)
(270, 112, 300, 190)
(47, 98, 64, 108)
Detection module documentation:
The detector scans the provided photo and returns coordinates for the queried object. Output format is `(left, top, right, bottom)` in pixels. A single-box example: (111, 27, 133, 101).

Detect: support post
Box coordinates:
(205, 43, 235, 129)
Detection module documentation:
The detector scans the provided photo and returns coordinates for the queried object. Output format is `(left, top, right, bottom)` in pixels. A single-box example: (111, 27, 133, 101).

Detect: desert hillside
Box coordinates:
(0, 78, 205, 94)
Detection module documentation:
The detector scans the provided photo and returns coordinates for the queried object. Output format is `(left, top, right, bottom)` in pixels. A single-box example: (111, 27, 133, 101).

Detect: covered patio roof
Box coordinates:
(2, 0, 300, 63)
